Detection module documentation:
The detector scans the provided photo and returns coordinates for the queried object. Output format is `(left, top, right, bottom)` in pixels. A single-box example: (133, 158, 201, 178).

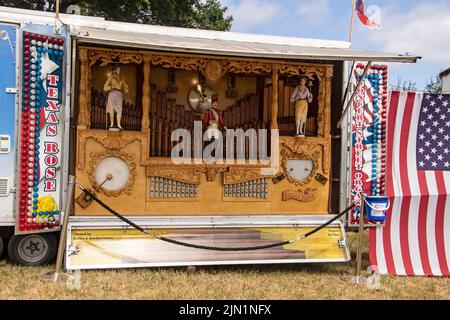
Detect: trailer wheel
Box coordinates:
(8, 233, 57, 266)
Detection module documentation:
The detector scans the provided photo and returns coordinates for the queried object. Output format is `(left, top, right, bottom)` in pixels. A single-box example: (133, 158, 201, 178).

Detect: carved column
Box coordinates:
(141, 54, 151, 131)
(270, 65, 279, 129)
(324, 66, 333, 138)
(317, 76, 324, 137)
(86, 61, 92, 129)
(77, 48, 89, 129)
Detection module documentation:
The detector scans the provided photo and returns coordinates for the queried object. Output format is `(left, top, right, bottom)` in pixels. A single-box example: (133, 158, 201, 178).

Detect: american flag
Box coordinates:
(369, 91, 450, 276)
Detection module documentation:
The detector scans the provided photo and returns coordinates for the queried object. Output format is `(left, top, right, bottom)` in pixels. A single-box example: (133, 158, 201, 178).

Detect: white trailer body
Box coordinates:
(0, 6, 417, 267)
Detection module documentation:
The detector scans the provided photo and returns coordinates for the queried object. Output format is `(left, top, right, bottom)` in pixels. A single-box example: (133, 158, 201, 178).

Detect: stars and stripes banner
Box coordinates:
(369, 91, 450, 276)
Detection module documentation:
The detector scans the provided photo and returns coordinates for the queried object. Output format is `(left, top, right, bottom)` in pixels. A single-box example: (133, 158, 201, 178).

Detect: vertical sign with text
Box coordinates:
(16, 31, 65, 233)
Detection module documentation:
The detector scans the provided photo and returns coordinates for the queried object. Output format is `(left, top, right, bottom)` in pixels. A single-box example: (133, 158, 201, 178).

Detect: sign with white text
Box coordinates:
(16, 30, 65, 233)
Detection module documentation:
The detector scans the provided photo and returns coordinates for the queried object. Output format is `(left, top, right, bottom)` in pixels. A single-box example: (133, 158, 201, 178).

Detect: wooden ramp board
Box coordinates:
(65, 223, 350, 270)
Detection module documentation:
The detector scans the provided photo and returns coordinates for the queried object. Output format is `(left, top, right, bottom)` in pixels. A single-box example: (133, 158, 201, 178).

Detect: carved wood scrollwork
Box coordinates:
(325, 66, 334, 79)
(77, 130, 149, 170)
(201, 60, 226, 83)
(196, 166, 228, 182)
(278, 64, 325, 79)
(281, 149, 319, 187)
(88, 50, 143, 67)
(223, 167, 267, 184)
(87, 150, 137, 197)
(282, 188, 317, 202)
(151, 55, 207, 71)
(317, 142, 330, 175)
(280, 139, 325, 186)
(150, 55, 274, 75)
(146, 166, 201, 185)
(226, 61, 272, 74)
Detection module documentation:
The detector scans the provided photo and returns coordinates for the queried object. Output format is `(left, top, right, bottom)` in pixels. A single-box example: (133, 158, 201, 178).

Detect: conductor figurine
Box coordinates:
(290, 76, 313, 137)
(103, 63, 129, 130)
(203, 93, 226, 140)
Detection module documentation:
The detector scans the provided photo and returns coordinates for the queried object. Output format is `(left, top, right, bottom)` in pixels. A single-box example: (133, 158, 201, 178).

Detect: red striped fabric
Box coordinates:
(369, 91, 450, 276)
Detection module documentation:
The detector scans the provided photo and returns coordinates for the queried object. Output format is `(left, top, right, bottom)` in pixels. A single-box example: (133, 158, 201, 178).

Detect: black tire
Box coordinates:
(8, 233, 58, 266)
(0, 237, 3, 258)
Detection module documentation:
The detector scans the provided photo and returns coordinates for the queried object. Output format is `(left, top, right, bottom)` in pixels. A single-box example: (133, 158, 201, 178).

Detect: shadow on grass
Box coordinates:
(71, 260, 357, 277)
(148, 261, 357, 276)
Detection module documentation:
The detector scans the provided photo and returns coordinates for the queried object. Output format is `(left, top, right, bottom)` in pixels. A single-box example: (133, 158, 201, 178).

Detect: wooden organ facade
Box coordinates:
(74, 45, 334, 216)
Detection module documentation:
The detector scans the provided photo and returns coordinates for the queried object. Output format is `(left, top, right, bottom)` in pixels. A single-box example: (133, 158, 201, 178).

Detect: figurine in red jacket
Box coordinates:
(203, 93, 226, 140)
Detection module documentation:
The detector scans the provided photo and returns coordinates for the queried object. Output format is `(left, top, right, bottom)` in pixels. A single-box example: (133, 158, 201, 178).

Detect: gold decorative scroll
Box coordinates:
(77, 129, 149, 170)
(280, 137, 330, 177)
(226, 61, 272, 74)
(223, 168, 268, 184)
(82, 46, 331, 75)
(282, 188, 317, 202)
(146, 166, 201, 185)
(77, 48, 89, 128)
(151, 55, 206, 71)
(278, 64, 325, 79)
(195, 166, 228, 182)
(88, 50, 143, 67)
(201, 60, 226, 83)
(317, 142, 330, 175)
(280, 138, 322, 186)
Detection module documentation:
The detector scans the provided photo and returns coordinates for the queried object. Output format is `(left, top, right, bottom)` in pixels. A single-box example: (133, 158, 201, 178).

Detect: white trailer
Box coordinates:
(0, 6, 418, 268)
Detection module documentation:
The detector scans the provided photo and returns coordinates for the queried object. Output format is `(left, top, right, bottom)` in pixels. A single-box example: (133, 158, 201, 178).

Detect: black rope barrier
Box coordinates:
(77, 184, 356, 251)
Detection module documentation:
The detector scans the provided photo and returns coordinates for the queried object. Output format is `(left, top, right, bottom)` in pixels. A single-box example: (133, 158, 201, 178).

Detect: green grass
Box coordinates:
(0, 232, 449, 299)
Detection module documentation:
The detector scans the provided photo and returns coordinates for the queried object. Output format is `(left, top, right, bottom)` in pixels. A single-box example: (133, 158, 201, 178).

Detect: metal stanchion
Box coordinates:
(39, 175, 75, 282)
(353, 193, 366, 284)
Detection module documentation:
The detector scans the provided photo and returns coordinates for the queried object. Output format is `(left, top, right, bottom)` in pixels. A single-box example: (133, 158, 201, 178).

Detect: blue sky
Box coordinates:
(220, 0, 450, 90)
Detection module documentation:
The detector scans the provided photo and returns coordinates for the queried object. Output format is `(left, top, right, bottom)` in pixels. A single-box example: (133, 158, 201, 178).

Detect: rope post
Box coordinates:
(355, 193, 366, 283)
(39, 175, 75, 282)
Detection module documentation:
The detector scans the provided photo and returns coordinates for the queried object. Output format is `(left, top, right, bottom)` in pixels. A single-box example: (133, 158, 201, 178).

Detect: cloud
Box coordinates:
(360, 2, 450, 64)
(296, 0, 330, 22)
(221, 0, 281, 31)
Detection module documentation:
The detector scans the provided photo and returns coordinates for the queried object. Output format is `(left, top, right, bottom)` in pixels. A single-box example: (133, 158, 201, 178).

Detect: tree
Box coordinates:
(394, 76, 418, 92)
(0, 0, 233, 31)
(424, 75, 443, 94)
(192, 0, 233, 31)
(0, 0, 48, 11)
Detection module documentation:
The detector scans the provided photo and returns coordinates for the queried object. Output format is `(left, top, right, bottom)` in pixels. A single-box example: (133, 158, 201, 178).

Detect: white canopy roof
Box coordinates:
(73, 26, 419, 63)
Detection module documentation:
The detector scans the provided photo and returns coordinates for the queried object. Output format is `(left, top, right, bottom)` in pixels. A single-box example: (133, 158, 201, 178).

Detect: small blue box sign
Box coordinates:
(364, 195, 390, 221)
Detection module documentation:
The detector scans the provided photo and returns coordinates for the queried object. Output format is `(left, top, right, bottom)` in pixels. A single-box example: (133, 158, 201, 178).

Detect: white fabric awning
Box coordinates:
(73, 26, 419, 63)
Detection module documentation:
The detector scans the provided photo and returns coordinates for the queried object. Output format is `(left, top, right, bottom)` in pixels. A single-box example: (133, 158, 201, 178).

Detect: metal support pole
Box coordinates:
(55, 0, 60, 20)
(355, 193, 366, 283)
(39, 175, 75, 282)
(348, 0, 357, 44)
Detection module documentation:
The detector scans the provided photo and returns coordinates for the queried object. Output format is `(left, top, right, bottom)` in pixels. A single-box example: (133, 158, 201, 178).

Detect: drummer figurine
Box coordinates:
(290, 76, 313, 137)
(103, 63, 129, 130)
(203, 93, 226, 140)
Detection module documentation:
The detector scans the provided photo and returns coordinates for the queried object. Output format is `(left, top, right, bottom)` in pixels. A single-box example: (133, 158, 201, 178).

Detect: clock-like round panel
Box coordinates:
(94, 156, 131, 191)
(285, 159, 314, 181)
